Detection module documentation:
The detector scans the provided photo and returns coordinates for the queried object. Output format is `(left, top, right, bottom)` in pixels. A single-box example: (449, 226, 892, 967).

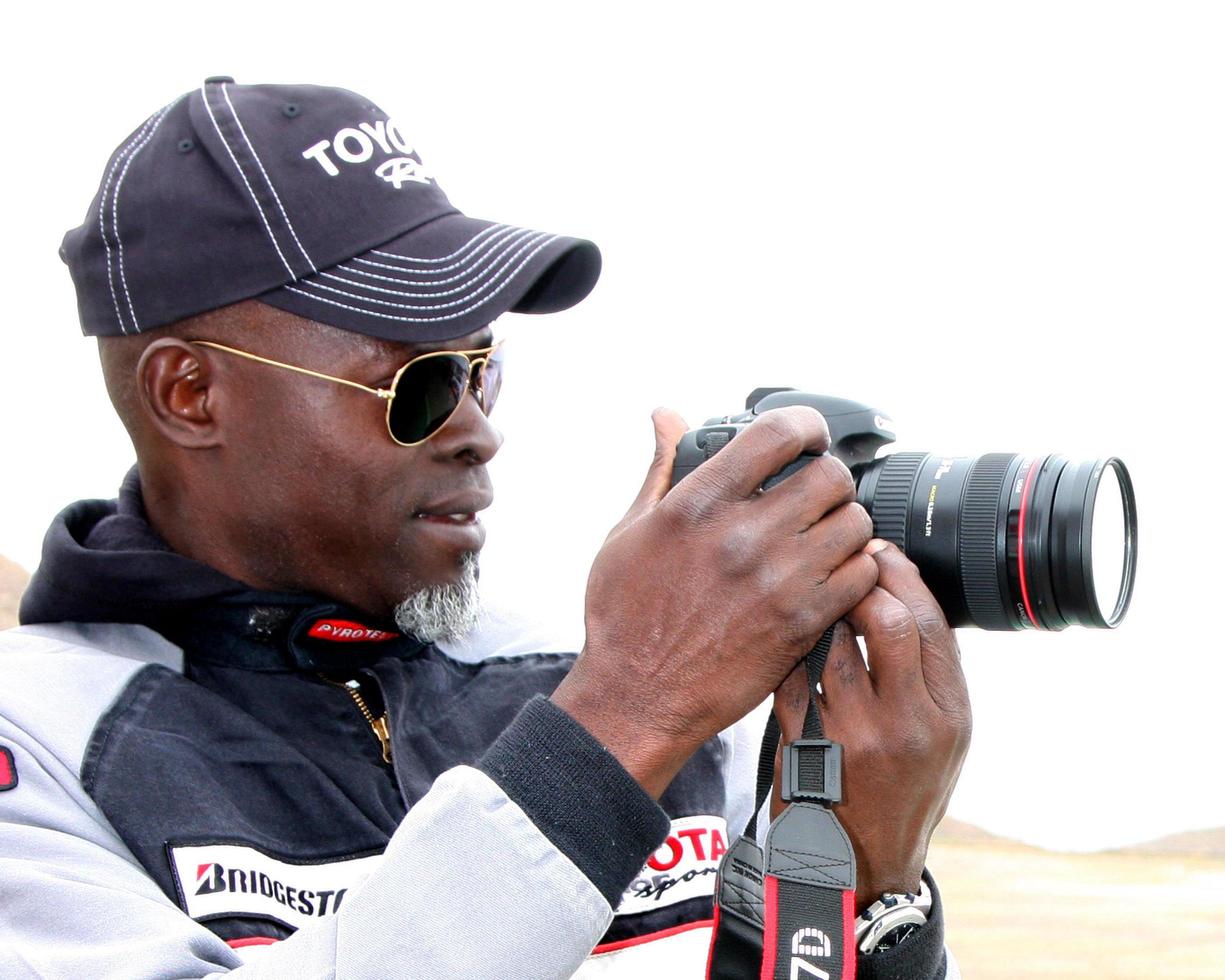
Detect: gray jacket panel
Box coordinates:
(0, 623, 611, 979)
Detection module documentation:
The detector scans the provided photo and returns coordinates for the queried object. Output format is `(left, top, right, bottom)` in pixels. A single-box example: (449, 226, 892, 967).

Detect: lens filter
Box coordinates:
(1049, 457, 1137, 628)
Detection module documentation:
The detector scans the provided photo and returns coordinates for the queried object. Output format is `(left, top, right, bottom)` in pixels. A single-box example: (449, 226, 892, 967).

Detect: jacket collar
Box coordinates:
(162, 593, 428, 672)
(22, 467, 428, 671)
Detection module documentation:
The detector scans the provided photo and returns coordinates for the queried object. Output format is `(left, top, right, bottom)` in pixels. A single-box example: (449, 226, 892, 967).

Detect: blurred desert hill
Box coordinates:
(936, 814, 1225, 858)
(0, 554, 28, 629)
(1125, 825, 1225, 859)
(930, 816, 1225, 978)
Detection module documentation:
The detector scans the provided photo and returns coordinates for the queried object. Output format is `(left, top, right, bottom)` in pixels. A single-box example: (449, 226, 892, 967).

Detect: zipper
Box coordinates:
(320, 674, 392, 765)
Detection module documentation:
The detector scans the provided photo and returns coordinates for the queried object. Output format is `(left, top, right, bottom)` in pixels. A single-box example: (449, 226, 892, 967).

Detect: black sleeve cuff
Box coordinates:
(478, 694, 671, 906)
(856, 870, 947, 980)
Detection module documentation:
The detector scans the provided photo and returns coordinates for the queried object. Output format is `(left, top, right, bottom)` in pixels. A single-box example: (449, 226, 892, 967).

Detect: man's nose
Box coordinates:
(428, 387, 503, 464)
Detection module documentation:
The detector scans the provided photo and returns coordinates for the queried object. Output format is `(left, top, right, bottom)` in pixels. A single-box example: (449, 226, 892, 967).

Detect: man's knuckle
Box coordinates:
(718, 521, 760, 573)
(827, 458, 857, 498)
(757, 410, 802, 448)
(854, 733, 890, 766)
(914, 607, 951, 643)
(667, 484, 720, 525)
(848, 502, 874, 543)
(939, 673, 974, 735)
(754, 559, 793, 599)
(806, 456, 854, 504)
(947, 703, 973, 742)
(873, 605, 918, 645)
(893, 548, 924, 579)
(821, 553, 873, 604)
(779, 613, 816, 649)
(825, 503, 871, 555)
(957, 707, 974, 749)
(897, 726, 934, 761)
(760, 580, 815, 640)
(851, 552, 880, 594)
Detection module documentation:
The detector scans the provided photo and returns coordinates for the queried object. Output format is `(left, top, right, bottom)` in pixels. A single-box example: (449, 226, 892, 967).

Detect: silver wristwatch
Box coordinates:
(855, 880, 932, 954)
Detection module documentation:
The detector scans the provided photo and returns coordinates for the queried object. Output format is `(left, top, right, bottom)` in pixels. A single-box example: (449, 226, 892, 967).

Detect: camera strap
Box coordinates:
(706, 628, 858, 980)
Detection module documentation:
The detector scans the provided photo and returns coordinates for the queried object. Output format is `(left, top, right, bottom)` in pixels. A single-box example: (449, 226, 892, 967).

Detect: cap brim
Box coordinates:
(258, 212, 601, 342)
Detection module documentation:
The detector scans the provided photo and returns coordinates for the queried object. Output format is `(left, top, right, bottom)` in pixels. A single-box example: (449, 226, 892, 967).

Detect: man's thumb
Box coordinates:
(619, 407, 689, 527)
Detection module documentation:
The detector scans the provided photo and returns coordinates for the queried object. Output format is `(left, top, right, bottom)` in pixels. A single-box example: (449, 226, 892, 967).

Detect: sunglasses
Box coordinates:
(191, 339, 503, 447)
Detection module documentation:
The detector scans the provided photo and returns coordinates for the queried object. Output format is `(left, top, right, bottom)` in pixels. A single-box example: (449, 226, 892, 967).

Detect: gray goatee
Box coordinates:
(393, 552, 482, 643)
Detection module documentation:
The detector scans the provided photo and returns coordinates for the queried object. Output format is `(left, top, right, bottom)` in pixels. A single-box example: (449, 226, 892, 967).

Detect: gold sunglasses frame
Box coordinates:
(190, 339, 503, 447)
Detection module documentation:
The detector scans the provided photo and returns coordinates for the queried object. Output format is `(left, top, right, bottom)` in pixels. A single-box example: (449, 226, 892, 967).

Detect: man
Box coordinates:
(0, 78, 970, 977)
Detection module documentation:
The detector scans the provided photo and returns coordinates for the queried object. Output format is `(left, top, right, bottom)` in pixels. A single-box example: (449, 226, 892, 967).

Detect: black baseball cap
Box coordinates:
(61, 77, 601, 341)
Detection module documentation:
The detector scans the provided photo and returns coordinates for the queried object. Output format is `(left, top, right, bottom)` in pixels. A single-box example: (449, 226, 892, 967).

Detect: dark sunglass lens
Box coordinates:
(388, 355, 469, 444)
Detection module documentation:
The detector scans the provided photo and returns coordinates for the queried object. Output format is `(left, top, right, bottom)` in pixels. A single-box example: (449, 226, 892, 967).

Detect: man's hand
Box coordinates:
(771, 540, 973, 913)
(552, 407, 879, 798)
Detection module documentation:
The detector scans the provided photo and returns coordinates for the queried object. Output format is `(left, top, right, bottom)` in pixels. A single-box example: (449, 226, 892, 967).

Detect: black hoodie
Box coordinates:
(21, 468, 247, 629)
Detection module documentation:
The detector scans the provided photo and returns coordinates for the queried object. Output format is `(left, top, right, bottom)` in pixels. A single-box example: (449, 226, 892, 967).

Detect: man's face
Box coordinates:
(206, 312, 502, 622)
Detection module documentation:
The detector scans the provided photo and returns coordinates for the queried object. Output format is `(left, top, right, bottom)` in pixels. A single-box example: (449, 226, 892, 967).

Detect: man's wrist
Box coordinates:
(550, 672, 698, 799)
(852, 849, 925, 916)
(855, 871, 924, 916)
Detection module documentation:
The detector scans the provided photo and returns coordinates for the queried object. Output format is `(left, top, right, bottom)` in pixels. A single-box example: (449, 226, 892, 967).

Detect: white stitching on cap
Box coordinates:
(367, 223, 507, 265)
(112, 97, 183, 333)
(200, 82, 296, 279)
(281, 234, 561, 321)
(221, 83, 316, 273)
(297, 232, 550, 309)
(98, 108, 159, 334)
(357, 225, 524, 275)
(323, 228, 538, 293)
(283, 233, 558, 321)
(350, 225, 531, 279)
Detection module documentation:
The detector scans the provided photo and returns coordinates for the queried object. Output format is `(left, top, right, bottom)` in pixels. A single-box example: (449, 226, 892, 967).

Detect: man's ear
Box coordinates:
(136, 339, 222, 448)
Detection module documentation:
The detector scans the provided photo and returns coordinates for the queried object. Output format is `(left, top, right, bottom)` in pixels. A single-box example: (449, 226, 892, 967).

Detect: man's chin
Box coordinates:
(393, 551, 482, 643)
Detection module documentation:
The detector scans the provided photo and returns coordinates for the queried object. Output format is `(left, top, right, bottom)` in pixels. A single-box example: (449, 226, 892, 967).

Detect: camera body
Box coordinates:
(671, 388, 897, 485)
(670, 389, 1137, 632)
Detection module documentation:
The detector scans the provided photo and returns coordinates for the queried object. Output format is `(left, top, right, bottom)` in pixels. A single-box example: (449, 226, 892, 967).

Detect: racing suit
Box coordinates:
(0, 471, 955, 978)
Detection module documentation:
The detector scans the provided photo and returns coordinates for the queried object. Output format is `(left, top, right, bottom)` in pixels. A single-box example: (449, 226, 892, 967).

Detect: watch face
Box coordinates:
(874, 921, 922, 952)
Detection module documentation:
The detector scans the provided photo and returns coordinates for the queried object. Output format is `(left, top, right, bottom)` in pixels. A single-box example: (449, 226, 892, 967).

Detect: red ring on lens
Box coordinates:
(1016, 458, 1042, 629)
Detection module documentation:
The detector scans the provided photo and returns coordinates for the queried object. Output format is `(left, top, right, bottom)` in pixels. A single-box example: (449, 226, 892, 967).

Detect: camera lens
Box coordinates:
(854, 452, 1137, 630)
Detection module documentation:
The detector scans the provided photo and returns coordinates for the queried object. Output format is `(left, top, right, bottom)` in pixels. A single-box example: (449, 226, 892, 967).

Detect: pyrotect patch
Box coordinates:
(616, 815, 728, 916)
(307, 619, 397, 643)
(0, 746, 16, 791)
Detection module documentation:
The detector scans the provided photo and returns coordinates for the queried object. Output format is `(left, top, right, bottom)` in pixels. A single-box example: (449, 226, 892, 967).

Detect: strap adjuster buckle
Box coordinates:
(780, 739, 843, 804)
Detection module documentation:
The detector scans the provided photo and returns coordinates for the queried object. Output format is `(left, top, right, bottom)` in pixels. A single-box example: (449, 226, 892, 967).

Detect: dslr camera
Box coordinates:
(670, 389, 1137, 631)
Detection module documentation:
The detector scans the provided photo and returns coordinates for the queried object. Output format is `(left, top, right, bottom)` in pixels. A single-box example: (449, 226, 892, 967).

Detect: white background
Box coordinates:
(0, 1, 1221, 852)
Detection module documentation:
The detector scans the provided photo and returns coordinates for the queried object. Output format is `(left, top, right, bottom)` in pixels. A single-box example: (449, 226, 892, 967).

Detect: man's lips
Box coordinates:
(411, 493, 493, 525)
(410, 502, 488, 551)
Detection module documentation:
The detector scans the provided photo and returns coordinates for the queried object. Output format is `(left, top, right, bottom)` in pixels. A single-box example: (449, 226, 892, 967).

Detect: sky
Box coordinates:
(0, 1, 1221, 852)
